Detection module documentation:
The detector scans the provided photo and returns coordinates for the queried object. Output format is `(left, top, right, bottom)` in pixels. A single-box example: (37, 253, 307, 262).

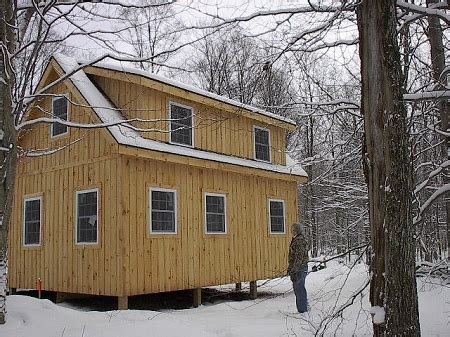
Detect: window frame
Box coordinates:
(253, 126, 272, 163)
(169, 101, 195, 148)
(75, 188, 100, 245)
(204, 192, 227, 235)
(268, 199, 286, 235)
(50, 95, 70, 138)
(23, 195, 43, 247)
(149, 187, 178, 235)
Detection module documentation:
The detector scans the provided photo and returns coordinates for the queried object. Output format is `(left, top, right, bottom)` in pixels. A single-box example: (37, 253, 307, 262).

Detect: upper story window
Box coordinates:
(254, 126, 271, 162)
(169, 102, 194, 147)
(149, 188, 177, 234)
(76, 189, 99, 244)
(269, 199, 285, 234)
(51, 96, 69, 137)
(205, 193, 227, 234)
(23, 196, 42, 246)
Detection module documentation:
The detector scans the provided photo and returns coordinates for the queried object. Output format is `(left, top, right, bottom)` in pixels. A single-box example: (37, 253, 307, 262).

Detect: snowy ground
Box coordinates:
(1, 261, 449, 337)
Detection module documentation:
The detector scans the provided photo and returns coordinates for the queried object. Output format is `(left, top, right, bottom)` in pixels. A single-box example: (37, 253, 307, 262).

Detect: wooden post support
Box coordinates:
(55, 292, 67, 303)
(9, 288, 17, 295)
(235, 283, 242, 291)
(249, 281, 257, 299)
(193, 288, 202, 308)
(117, 296, 128, 310)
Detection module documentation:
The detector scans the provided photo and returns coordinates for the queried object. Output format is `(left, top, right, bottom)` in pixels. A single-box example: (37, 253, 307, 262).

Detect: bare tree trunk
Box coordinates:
(0, 0, 18, 324)
(358, 1, 420, 336)
(426, 0, 449, 264)
(307, 116, 318, 257)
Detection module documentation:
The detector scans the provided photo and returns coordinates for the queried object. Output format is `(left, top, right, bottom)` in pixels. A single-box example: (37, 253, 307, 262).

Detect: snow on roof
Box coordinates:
(53, 54, 307, 179)
(88, 60, 297, 127)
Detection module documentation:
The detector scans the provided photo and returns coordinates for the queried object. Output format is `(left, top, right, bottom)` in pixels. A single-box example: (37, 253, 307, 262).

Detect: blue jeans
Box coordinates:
(291, 266, 308, 313)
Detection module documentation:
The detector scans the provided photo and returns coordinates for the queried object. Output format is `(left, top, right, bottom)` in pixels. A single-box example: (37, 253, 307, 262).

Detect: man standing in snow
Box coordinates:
(288, 223, 309, 313)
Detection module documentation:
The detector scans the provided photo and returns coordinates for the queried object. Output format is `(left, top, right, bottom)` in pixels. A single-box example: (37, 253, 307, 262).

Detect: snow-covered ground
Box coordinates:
(1, 261, 448, 337)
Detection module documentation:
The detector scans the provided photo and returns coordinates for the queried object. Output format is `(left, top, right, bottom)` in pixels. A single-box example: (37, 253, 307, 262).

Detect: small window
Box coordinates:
(23, 197, 42, 246)
(205, 193, 227, 234)
(254, 127, 271, 162)
(51, 96, 69, 137)
(150, 188, 177, 234)
(76, 189, 99, 244)
(169, 102, 193, 147)
(269, 199, 285, 234)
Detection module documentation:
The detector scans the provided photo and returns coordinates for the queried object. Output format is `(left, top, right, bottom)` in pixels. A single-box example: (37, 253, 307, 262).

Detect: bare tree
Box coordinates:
(425, 0, 449, 262)
(0, 0, 19, 324)
(190, 28, 266, 104)
(116, 0, 181, 73)
(185, 1, 448, 334)
(358, 0, 420, 335)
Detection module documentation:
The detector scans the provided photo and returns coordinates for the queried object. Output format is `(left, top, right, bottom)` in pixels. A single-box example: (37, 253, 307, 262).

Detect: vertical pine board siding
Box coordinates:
(91, 76, 287, 166)
(128, 159, 137, 294)
(9, 75, 121, 295)
(136, 159, 145, 294)
(10, 68, 298, 298)
(111, 157, 119, 295)
(10, 154, 297, 296)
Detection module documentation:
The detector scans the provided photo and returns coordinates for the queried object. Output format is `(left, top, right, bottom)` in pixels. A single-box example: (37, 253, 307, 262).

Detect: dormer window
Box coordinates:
(51, 96, 69, 137)
(254, 126, 271, 162)
(169, 102, 194, 147)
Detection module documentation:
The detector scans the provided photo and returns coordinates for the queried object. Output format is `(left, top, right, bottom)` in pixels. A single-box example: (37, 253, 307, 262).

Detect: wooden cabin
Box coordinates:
(8, 54, 307, 309)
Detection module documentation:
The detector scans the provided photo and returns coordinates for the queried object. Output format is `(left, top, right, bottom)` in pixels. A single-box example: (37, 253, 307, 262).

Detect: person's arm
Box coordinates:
(287, 243, 293, 275)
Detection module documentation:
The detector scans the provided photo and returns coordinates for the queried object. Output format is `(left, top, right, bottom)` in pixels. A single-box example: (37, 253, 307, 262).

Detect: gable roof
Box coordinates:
(52, 54, 307, 180)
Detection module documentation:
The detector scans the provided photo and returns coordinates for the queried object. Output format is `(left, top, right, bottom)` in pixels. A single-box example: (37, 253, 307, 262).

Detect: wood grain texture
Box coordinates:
(9, 63, 300, 297)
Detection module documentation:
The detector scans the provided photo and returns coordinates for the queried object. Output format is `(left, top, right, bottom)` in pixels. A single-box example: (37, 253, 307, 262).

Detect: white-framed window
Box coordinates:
(169, 102, 194, 147)
(269, 199, 285, 234)
(75, 188, 99, 244)
(254, 126, 271, 162)
(149, 187, 177, 234)
(51, 96, 69, 137)
(23, 196, 42, 246)
(204, 193, 227, 234)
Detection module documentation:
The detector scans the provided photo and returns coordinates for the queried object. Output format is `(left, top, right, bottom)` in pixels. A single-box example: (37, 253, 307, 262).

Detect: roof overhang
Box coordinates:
(50, 54, 307, 183)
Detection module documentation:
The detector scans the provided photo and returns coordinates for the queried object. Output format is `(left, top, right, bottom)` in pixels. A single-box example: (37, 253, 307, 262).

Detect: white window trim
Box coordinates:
(50, 95, 70, 139)
(253, 125, 272, 163)
(75, 188, 100, 245)
(23, 196, 43, 247)
(149, 187, 178, 235)
(204, 192, 227, 235)
(169, 101, 195, 148)
(268, 199, 286, 235)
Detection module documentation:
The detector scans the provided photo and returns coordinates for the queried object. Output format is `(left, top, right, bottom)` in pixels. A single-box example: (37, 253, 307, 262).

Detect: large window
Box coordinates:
(51, 96, 69, 137)
(269, 199, 285, 234)
(254, 126, 271, 162)
(169, 102, 193, 147)
(76, 189, 99, 244)
(150, 188, 177, 234)
(205, 193, 227, 234)
(23, 197, 42, 246)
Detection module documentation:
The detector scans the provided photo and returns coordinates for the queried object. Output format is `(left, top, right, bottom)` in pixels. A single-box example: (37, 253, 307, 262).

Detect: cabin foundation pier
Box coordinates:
(249, 281, 257, 299)
(235, 283, 242, 291)
(55, 292, 69, 303)
(193, 288, 202, 308)
(9, 288, 17, 295)
(117, 296, 128, 310)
